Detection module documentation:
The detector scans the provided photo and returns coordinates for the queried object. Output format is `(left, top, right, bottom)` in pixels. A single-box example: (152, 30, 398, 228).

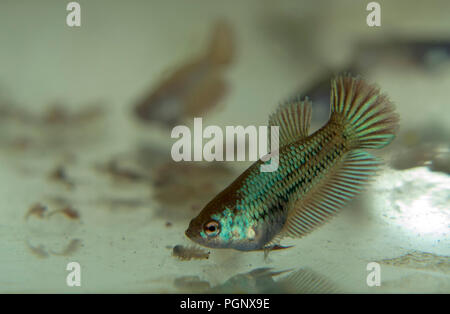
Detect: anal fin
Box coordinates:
(277, 149, 381, 240)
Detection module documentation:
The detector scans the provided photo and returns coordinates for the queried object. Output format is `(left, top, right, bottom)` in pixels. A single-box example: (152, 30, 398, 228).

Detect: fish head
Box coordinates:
(185, 203, 264, 251)
(185, 208, 228, 249)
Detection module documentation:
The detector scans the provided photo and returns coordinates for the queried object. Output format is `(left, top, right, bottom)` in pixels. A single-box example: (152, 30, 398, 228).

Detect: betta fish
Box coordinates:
(185, 75, 399, 252)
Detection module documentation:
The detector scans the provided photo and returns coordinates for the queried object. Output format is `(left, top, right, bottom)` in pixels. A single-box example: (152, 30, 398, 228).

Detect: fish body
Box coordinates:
(186, 75, 399, 251)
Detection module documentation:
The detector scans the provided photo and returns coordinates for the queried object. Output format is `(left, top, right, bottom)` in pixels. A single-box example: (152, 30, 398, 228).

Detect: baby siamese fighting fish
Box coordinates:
(186, 75, 399, 252)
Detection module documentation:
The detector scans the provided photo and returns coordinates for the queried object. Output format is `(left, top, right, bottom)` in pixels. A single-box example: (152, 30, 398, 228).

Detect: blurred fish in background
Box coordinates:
(0, 99, 105, 153)
(260, 10, 450, 174)
(91, 20, 237, 216)
(292, 38, 450, 129)
(134, 20, 233, 128)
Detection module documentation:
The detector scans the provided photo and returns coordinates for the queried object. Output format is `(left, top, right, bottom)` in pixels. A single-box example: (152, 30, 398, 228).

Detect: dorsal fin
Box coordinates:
(266, 149, 381, 246)
(268, 97, 312, 147)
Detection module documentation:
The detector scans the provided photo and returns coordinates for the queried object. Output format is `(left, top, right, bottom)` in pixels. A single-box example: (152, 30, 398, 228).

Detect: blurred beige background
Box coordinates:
(0, 0, 449, 293)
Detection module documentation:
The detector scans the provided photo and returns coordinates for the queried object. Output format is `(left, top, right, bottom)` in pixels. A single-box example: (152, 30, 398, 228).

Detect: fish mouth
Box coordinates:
(185, 228, 193, 240)
(185, 224, 197, 241)
(185, 225, 204, 247)
(185, 218, 200, 241)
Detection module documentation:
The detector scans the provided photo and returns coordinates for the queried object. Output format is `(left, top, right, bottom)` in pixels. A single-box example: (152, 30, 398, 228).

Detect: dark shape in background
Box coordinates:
(134, 20, 233, 128)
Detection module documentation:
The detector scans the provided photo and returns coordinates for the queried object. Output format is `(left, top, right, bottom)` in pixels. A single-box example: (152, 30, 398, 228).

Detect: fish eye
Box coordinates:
(204, 220, 220, 237)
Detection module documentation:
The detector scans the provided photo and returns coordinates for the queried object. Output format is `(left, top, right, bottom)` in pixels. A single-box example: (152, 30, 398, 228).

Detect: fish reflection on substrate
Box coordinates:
(135, 21, 233, 128)
(186, 75, 399, 253)
(174, 276, 211, 292)
(174, 268, 339, 294)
